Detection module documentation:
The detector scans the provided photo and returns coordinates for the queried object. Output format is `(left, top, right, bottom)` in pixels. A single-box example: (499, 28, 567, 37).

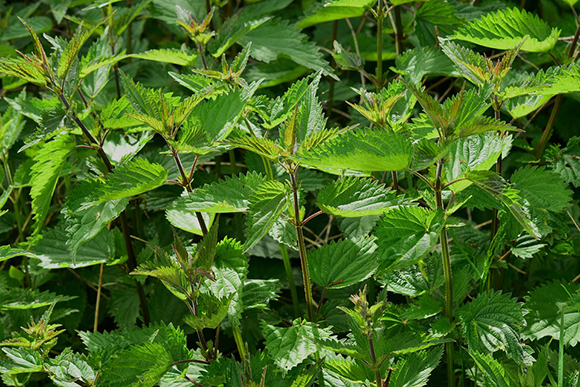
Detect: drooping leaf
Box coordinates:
(317, 177, 401, 217)
(452, 8, 560, 52)
(458, 290, 528, 363)
(244, 180, 289, 251)
(0, 288, 75, 310)
(308, 237, 378, 289)
(375, 207, 444, 272)
(58, 21, 104, 79)
(30, 135, 75, 233)
(193, 88, 248, 142)
(296, 128, 413, 172)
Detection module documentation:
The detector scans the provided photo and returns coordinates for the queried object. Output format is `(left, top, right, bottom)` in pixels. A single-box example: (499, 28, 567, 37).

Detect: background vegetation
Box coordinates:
(0, 0, 579, 386)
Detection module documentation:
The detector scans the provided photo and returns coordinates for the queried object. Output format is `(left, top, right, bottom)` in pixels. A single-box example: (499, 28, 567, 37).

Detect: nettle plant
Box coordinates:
(0, 1, 579, 386)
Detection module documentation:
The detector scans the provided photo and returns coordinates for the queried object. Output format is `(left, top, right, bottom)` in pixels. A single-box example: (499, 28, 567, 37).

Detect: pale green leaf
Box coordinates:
(317, 177, 401, 217)
(130, 48, 197, 66)
(98, 158, 167, 202)
(297, 0, 376, 29)
(169, 172, 267, 213)
(389, 347, 444, 387)
(194, 89, 248, 142)
(469, 351, 514, 387)
(30, 135, 75, 234)
(296, 128, 413, 172)
(511, 166, 572, 213)
(452, 8, 560, 52)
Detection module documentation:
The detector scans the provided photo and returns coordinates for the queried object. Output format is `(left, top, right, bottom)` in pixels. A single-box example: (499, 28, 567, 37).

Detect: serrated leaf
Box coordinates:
(130, 48, 197, 66)
(389, 347, 444, 387)
(452, 8, 560, 52)
(296, 128, 413, 172)
(547, 136, 580, 187)
(0, 288, 75, 310)
(244, 180, 288, 251)
(458, 290, 527, 363)
(98, 158, 167, 202)
(308, 237, 378, 288)
(30, 135, 75, 233)
(394, 46, 460, 86)
(227, 134, 284, 161)
(169, 172, 267, 213)
(511, 166, 572, 213)
(297, 0, 376, 29)
(317, 177, 400, 217)
(375, 207, 444, 272)
(523, 281, 580, 347)
(239, 18, 334, 78)
(98, 342, 173, 387)
(469, 351, 514, 387)
(444, 132, 512, 193)
(194, 89, 248, 142)
(262, 320, 333, 371)
(58, 21, 103, 79)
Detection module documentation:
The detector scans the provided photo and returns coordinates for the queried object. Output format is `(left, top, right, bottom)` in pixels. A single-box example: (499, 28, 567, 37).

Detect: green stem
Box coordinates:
(394, 5, 403, 56)
(435, 159, 455, 387)
(376, 0, 384, 90)
(262, 156, 300, 316)
(490, 106, 502, 242)
(558, 309, 565, 387)
(289, 166, 315, 321)
(232, 324, 246, 364)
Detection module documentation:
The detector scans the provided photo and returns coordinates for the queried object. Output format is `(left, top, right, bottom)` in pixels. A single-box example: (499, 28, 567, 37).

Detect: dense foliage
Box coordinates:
(0, 0, 579, 386)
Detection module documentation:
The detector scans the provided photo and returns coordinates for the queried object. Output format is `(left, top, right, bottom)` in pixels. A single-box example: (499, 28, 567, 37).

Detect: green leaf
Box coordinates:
(375, 207, 444, 272)
(381, 256, 444, 297)
(458, 290, 527, 363)
(58, 21, 103, 79)
(394, 46, 460, 86)
(452, 8, 560, 52)
(97, 342, 173, 387)
(296, 128, 413, 172)
(27, 225, 114, 269)
(47, 348, 95, 386)
(511, 166, 572, 213)
(547, 136, 580, 187)
(169, 172, 267, 213)
(30, 135, 75, 234)
(0, 288, 75, 310)
(444, 132, 512, 193)
(297, 0, 376, 29)
(469, 351, 515, 387)
(389, 347, 444, 387)
(109, 287, 140, 329)
(244, 180, 289, 251)
(262, 320, 333, 371)
(0, 348, 43, 375)
(238, 18, 334, 78)
(227, 134, 284, 161)
(130, 48, 197, 66)
(98, 158, 167, 202)
(194, 88, 248, 142)
(523, 281, 580, 347)
(317, 177, 401, 217)
(165, 208, 214, 236)
(63, 180, 129, 254)
(308, 237, 378, 288)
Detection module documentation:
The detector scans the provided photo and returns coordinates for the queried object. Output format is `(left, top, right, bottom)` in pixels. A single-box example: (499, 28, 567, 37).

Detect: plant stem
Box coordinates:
(558, 309, 565, 387)
(435, 159, 455, 387)
(326, 20, 339, 119)
(94, 263, 104, 332)
(289, 166, 315, 321)
(376, 0, 384, 90)
(56, 92, 150, 326)
(393, 5, 403, 56)
(490, 106, 502, 242)
(170, 147, 208, 236)
(232, 324, 246, 364)
(262, 156, 300, 316)
(535, 22, 580, 159)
